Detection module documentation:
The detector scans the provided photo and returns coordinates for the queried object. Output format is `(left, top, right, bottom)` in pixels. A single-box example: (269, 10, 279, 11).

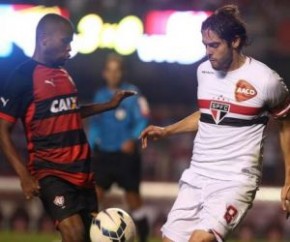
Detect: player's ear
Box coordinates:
(40, 33, 49, 47)
(232, 36, 241, 50)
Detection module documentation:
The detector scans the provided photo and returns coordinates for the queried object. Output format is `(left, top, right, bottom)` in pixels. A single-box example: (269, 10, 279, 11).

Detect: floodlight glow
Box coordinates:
(0, 5, 14, 57)
(0, 4, 68, 58)
(0, 4, 211, 65)
(76, 14, 143, 55)
(115, 16, 143, 55)
(138, 11, 209, 64)
(75, 14, 103, 54)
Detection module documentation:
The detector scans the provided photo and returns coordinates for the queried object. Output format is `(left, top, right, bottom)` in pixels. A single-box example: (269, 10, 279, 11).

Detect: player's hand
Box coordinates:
(110, 90, 137, 108)
(281, 184, 290, 218)
(121, 140, 136, 154)
(20, 173, 40, 200)
(140, 125, 167, 149)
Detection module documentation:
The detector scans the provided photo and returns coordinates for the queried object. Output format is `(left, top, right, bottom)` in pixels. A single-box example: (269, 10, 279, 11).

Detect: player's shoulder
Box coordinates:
(14, 59, 38, 76)
(5, 59, 36, 89)
(247, 57, 284, 95)
(247, 57, 274, 75)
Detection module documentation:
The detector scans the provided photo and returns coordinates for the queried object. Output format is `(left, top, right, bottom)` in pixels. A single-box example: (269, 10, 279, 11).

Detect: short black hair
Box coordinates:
(201, 5, 248, 50)
(36, 13, 74, 40)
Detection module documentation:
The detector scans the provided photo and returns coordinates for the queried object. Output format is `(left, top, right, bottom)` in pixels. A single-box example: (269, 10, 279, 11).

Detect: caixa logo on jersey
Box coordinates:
(210, 101, 230, 124)
(50, 97, 79, 113)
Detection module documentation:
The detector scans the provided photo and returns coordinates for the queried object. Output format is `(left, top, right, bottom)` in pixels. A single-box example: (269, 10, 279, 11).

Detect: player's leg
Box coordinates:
(163, 233, 215, 242)
(58, 194, 97, 242)
(118, 152, 149, 242)
(161, 178, 204, 242)
(189, 230, 216, 242)
(199, 177, 258, 242)
(164, 231, 216, 242)
(79, 187, 99, 242)
(58, 214, 86, 242)
(39, 176, 98, 242)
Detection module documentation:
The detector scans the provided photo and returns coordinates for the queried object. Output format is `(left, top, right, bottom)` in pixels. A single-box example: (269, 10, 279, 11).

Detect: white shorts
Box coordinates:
(161, 172, 258, 242)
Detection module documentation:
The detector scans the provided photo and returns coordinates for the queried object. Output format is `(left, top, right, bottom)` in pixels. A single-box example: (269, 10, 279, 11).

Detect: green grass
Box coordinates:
(0, 231, 270, 242)
(0, 231, 162, 242)
(0, 231, 59, 242)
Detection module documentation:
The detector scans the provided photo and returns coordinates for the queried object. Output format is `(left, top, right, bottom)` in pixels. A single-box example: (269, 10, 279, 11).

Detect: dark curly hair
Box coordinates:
(201, 5, 249, 51)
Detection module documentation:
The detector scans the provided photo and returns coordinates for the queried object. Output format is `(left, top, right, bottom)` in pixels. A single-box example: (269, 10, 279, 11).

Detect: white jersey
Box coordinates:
(181, 57, 290, 184)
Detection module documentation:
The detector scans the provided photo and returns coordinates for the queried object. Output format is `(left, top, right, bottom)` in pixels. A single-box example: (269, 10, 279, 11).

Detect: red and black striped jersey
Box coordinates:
(0, 59, 93, 188)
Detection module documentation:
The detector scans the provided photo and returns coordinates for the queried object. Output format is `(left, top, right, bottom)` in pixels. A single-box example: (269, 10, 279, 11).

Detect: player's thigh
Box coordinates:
(161, 180, 204, 242)
(39, 176, 81, 223)
(39, 177, 97, 241)
(202, 180, 258, 241)
(39, 176, 97, 226)
(117, 152, 141, 192)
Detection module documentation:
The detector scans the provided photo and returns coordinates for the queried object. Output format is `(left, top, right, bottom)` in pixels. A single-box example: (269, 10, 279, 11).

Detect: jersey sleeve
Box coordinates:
(0, 71, 33, 123)
(265, 71, 290, 119)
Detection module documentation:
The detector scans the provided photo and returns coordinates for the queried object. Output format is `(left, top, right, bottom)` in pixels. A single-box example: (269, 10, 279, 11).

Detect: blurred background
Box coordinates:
(0, 0, 290, 241)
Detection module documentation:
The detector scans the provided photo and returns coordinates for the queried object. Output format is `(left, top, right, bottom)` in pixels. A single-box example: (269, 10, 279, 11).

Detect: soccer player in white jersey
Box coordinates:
(140, 5, 290, 242)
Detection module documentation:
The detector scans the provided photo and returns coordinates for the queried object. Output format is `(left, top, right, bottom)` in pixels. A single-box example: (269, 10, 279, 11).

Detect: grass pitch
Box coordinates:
(0, 231, 162, 242)
(0, 231, 271, 242)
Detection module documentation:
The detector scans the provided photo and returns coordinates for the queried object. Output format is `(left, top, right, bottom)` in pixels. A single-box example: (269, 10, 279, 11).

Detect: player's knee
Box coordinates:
(59, 223, 86, 242)
(189, 230, 216, 242)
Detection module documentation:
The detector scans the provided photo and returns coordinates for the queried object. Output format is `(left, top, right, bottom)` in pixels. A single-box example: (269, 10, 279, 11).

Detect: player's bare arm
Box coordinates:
(0, 119, 40, 200)
(80, 90, 136, 118)
(140, 111, 200, 148)
(279, 116, 290, 215)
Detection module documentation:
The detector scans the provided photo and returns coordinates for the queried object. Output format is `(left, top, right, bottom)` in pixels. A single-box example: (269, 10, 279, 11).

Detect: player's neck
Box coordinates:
(227, 53, 246, 72)
(32, 51, 55, 67)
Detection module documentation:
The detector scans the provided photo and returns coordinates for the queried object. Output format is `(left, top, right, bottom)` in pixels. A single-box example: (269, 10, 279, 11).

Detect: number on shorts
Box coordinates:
(224, 205, 238, 224)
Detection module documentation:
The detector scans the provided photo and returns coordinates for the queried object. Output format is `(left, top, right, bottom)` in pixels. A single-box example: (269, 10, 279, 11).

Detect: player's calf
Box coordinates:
(189, 230, 217, 242)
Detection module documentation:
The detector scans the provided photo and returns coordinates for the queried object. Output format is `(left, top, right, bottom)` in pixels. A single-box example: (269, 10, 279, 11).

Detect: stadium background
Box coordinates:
(1, 0, 290, 241)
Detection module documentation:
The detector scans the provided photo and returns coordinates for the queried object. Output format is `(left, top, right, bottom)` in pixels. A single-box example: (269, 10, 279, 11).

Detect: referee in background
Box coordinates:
(88, 54, 150, 242)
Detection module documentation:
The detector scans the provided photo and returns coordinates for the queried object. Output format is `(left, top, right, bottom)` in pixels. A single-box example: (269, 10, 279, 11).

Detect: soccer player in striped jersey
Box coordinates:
(141, 5, 290, 242)
(0, 14, 135, 242)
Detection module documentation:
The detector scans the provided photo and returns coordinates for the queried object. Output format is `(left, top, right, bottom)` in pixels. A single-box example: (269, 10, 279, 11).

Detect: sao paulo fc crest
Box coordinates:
(210, 101, 230, 124)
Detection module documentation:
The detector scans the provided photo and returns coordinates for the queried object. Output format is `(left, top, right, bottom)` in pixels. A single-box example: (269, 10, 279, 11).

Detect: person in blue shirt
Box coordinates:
(88, 53, 150, 242)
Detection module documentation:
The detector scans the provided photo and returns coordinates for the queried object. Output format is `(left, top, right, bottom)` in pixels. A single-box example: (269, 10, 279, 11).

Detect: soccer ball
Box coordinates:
(90, 208, 136, 242)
